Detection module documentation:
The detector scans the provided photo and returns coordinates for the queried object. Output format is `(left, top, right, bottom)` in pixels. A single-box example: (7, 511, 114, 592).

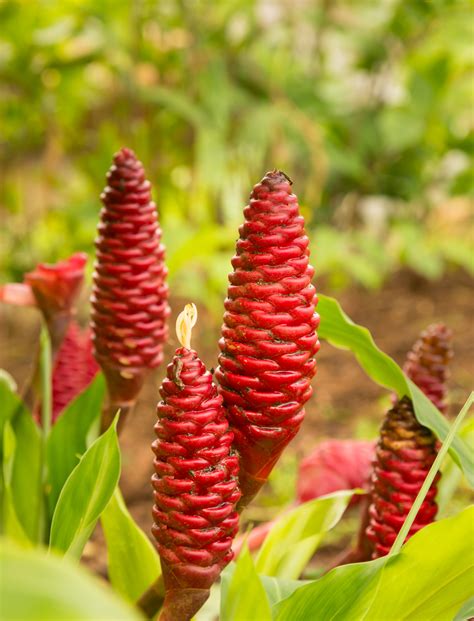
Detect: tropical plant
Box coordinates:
(1, 159, 472, 620)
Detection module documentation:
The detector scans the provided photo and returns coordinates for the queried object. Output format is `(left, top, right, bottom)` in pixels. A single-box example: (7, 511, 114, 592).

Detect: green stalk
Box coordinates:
(389, 391, 474, 557)
(40, 326, 52, 437)
(38, 325, 52, 542)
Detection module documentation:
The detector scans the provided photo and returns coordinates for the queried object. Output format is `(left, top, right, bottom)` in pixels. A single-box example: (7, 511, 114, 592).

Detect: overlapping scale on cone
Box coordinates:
(91, 148, 169, 407)
(51, 321, 99, 422)
(404, 323, 453, 414)
(215, 170, 319, 506)
(365, 324, 453, 558)
(365, 397, 439, 558)
(152, 348, 240, 621)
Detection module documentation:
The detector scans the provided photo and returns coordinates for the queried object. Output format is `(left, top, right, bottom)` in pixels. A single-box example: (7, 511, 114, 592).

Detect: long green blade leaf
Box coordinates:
(437, 418, 474, 517)
(101, 487, 161, 602)
(2, 421, 31, 545)
(259, 576, 308, 608)
(221, 547, 272, 621)
(255, 490, 356, 579)
(50, 418, 120, 558)
(454, 596, 474, 621)
(0, 370, 22, 446)
(274, 507, 474, 621)
(46, 373, 105, 515)
(0, 541, 142, 620)
(317, 294, 474, 486)
(0, 376, 42, 542)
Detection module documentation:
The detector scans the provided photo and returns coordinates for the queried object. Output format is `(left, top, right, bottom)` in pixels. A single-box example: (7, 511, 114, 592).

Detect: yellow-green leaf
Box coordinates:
(317, 294, 473, 486)
(50, 419, 120, 558)
(101, 487, 161, 602)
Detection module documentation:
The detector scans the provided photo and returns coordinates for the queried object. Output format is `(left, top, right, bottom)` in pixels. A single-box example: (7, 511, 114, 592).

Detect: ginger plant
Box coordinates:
(151, 304, 240, 621)
(0, 153, 471, 621)
(215, 170, 320, 508)
(91, 147, 169, 431)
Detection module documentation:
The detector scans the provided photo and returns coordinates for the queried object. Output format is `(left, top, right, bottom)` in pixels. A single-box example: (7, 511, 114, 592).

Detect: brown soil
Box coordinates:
(1, 270, 473, 577)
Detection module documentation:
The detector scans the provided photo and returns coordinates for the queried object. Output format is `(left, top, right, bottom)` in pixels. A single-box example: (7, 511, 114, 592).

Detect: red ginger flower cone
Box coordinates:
(1, 253, 88, 412)
(1, 253, 86, 324)
(403, 323, 453, 414)
(24, 253, 87, 321)
(365, 396, 440, 558)
(152, 305, 240, 621)
(21, 252, 86, 354)
(215, 170, 319, 507)
(365, 324, 453, 558)
(51, 321, 99, 423)
(91, 148, 169, 427)
(343, 324, 453, 564)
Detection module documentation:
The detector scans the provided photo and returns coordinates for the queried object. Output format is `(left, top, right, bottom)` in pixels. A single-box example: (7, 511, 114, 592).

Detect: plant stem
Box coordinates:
(389, 391, 474, 557)
(40, 326, 52, 437)
(38, 325, 52, 543)
(136, 574, 165, 618)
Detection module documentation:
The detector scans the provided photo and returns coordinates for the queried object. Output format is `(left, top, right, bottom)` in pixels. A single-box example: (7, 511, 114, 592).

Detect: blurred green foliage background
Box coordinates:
(0, 0, 472, 309)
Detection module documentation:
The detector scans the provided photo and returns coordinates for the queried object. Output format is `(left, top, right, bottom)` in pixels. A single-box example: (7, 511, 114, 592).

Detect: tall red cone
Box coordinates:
(152, 305, 240, 621)
(215, 170, 319, 507)
(91, 148, 169, 429)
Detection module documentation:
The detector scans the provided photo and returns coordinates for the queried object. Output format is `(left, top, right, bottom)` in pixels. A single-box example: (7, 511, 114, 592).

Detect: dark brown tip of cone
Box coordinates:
(393, 395, 414, 414)
(261, 169, 293, 188)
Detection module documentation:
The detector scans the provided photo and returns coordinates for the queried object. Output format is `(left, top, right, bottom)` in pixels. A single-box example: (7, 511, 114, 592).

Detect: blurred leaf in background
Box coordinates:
(0, 0, 472, 301)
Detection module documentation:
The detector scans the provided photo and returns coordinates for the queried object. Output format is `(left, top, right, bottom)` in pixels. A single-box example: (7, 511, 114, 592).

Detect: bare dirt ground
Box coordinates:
(1, 270, 473, 576)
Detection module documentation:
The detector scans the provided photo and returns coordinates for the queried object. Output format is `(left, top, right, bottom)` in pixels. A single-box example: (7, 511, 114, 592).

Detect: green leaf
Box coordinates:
(276, 557, 385, 621)
(221, 547, 272, 621)
(259, 576, 308, 608)
(2, 421, 16, 487)
(274, 507, 474, 621)
(454, 596, 474, 621)
(317, 294, 474, 486)
(1, 392, 42, 542)
(8, 413, 42, 542)
(255, 490, 355, 579)
(438, 418, 474, 517)
(46, 373, 105, 515)
(101, 487, 161, 602)
(0, 540, 142, 620)
(1, 421, 31, 545)
(0, 370, 25, 455)
(0, 369, 17, 394)
(49, 418, 120, 558)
